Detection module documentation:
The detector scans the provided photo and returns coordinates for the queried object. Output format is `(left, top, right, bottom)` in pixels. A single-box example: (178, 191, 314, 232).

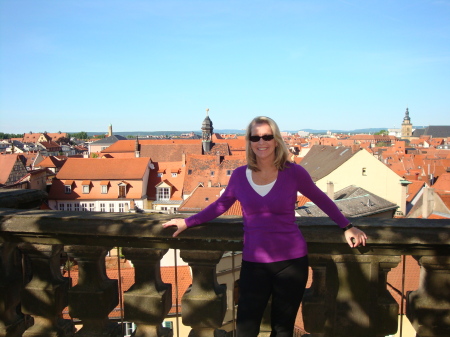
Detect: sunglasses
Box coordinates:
(249, 135, 274, 142)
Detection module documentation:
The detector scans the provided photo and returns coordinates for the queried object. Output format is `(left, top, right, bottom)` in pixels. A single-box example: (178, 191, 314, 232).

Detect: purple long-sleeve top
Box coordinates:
(185, 163, 350, 263)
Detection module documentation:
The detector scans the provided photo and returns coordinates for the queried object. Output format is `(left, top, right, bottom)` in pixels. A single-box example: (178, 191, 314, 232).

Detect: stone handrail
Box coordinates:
(1, 208, 450, 337)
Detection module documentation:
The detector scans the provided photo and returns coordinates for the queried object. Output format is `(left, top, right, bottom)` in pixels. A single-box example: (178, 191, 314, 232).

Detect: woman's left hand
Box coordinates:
(344, 227, 367, 248)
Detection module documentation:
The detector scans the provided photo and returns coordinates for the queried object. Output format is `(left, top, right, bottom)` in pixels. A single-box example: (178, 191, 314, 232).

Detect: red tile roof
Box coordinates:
(183, 154, 246, 195)
(0, 154, 19, 184)
(56, 158, 150, 180)
(36, 156, 68, 169)
(406, 180, 426, 203)
(432, 172, 450, 193)
(147, 161, 185, 201)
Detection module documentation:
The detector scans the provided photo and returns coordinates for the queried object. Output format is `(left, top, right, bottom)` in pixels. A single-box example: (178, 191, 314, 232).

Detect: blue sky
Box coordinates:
(1, 0, 449, 134)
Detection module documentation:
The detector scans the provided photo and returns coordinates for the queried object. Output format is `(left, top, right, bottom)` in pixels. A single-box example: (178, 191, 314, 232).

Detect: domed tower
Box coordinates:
(202, 108, 214, 153)
(401, 107, 413, 140)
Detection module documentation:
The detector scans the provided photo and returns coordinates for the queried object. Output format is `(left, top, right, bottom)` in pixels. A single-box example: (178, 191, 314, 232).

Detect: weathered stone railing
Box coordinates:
(1, 208, 449, 337)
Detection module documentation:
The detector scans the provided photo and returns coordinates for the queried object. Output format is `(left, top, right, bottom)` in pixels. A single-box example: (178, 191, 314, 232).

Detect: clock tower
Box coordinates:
(401, 108, 413, 141)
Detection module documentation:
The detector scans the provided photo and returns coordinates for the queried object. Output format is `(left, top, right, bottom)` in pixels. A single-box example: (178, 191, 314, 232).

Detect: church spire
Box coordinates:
(401, 107, 413, 140)
(403, 107, 411, 123)
(202, 108, 214, 153)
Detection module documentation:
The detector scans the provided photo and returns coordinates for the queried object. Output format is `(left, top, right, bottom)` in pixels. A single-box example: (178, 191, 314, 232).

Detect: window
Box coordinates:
(157, 187, 170, 200)
(89, 203, 95, 211)
(59, 203, 64, 211)
(109, 203, 115, 212)
(172, 173, 177, 177)
(188, 169, 192, 175)
(161, 207, 168, 211)
(123, 322, 135, 336)
(119, 185, 126, 198)
(157, 172, 163, 177)
(81, 203, 88, 211)
(101, 185, 108, 194)
(64, 185, 72, 194)
(100, 203, 105, 212)
(362, 168, 367, 176)
(227, 170, 233, 176)
(162, 321, 173, 330)
(66, 203, 72, 211)
(119, 203, 124, 212)
(82, 185, 90, 194)
(210, 171, 215, 176)
(74, 203, 80, 211)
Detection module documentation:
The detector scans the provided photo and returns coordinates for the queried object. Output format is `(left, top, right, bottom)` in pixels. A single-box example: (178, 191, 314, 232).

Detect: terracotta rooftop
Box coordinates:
(0, 154, 19, 184)
(56, 157, 150, 180)
(183, 154, 246, 195)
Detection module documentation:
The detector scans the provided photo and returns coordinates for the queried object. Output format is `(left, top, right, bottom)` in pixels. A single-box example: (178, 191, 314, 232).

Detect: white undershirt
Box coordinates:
(246, 168, 276, 197)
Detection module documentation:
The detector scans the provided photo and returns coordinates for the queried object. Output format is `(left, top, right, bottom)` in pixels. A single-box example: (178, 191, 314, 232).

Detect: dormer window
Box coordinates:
(100, 181, 109, 194)
(211, 171, 215, 176)
(64, 180, 74, 194)
(157, 173, 163, 177)
(155, 180, 172, 201)
(118, 181, 128, 198)
(157, 187, 170, 200)
(172, 173, 178, 177)
(82, 181, 91, 194)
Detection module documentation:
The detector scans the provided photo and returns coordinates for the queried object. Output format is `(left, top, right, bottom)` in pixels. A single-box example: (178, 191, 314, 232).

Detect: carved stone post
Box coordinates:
(180, 250, 227, 337)
(302, 254, 401, 337)
(122, 248, 172, 337)
(407, 255, 450, 337)
(18, 243, 74, 337)
(66, 246, 120, 337)
(0, 243, 31, 337)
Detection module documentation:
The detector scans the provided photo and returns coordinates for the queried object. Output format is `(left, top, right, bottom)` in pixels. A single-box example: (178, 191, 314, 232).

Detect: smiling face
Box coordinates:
(250, 122, 277, 163)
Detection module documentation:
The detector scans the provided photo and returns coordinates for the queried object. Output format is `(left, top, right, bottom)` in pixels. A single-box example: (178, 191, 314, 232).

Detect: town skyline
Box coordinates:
(1, 1, 449, 134)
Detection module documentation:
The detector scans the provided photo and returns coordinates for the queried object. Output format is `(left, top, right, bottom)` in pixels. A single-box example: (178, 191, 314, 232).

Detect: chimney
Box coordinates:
(135, 137, 140, 158)
(327, 181, 334, 200)
(208, 180, 212, 187)
(422, 187, 434, 219)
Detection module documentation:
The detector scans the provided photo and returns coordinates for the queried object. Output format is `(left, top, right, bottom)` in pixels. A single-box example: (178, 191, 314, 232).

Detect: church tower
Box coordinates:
(202, 109, 214, 153)
(401, 108, 413, 141)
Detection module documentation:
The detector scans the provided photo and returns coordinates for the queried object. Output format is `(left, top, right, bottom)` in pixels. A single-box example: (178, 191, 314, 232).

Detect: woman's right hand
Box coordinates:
(162, 218, 188, 237)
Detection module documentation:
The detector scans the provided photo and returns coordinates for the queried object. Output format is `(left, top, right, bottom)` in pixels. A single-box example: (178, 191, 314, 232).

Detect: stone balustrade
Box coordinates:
(1, 208, 449, 337)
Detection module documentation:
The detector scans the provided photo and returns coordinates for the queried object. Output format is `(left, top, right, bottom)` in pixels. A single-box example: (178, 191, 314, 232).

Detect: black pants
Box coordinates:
(236, 256, 309, 337)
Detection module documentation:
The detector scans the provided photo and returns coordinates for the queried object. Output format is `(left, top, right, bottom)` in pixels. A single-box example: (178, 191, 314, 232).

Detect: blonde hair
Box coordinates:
(245, 116, 290, 171)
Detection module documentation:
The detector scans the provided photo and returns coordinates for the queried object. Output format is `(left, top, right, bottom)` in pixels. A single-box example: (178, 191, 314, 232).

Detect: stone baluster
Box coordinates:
(0, 243, 31, 337)
(65, 246, 120, 337)
(18, 243, 74, 337)
(407, 255, 450, 337)
(180, 250, 227, 337)
(302, 254, 400, 337)
(122, 248, 172, 337)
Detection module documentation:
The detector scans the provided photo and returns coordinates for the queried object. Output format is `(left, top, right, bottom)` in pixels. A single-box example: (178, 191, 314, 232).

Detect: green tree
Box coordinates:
(71, 131, 88, 140)
(375, 130, 388, 135)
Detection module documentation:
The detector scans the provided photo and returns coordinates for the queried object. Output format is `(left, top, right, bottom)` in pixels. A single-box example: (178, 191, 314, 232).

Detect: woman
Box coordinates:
(163, 116, 367, 337)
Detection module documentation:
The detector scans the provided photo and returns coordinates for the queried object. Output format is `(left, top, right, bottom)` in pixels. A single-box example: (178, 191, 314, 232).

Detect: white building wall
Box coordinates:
(316, 149, 405, 207)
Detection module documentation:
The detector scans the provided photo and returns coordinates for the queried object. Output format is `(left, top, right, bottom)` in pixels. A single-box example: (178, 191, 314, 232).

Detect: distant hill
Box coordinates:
(86, 127, 402, 137)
